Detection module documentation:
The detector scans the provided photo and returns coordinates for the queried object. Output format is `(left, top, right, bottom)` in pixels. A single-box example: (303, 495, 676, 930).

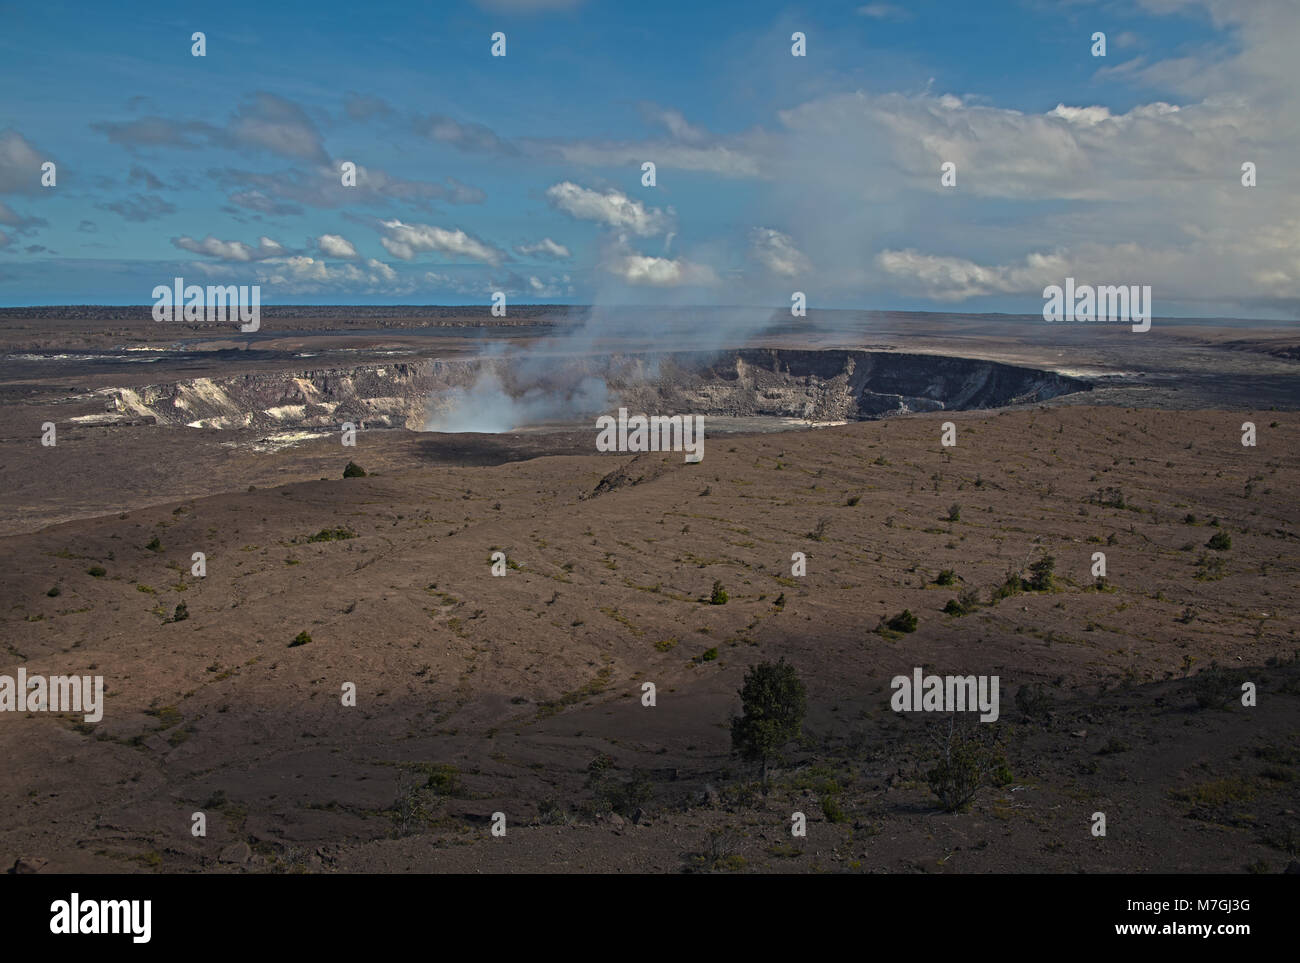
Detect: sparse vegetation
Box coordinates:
(709, 579, 728, 605)
(1190, 662, 1248, 709)
(1025, 555, 1055, 591)
(306, 527, 357, 542)
(927, 716, 1008, 812)
(1015, 683, 1054, 720)
(943, 589, 980, 617)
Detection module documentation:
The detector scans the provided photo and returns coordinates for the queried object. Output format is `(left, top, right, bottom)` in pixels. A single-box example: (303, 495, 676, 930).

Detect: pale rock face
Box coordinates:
(108, 351, 1087, 433)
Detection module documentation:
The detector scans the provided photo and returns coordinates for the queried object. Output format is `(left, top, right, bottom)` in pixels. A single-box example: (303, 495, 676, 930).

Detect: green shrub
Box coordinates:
(289, 631, 312, 647)
(172, 602, 189, 622)
(927, 721, 1007, 812)
(821, 795, 848, 823)
(343, 461, 367, 478)
(709, 580, 728, 605)
(145, 536, 162, 552)
(1206, 531, 1232, 551)
(87, 565, 106, 577)
(886, 609, 918, 633)
(46, 585, 61, 597)
(935, 569, 956, 586)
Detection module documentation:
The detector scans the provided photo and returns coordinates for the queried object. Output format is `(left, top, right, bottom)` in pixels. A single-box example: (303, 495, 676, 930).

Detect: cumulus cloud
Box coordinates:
(0, 129, 48, 194)
(366, 258, 397, 282)
(749, 228, 812, 279)
(514, 237, 571, 260)
(254, 255, 404, 292)
(318, 233, 359, 258)
(876, 249, 1069, 301)
(604, 253, 717, 287)
(172, 234, 286, 261)
(545, 182, 673, 236)
(378, 219, 505, 265)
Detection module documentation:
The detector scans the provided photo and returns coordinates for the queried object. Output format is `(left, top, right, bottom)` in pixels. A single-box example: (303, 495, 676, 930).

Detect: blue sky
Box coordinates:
(1, 0, 1295, 317)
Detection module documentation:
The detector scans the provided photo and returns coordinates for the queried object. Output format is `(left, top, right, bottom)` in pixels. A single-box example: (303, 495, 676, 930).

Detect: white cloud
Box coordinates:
(256, 255, 403, 292)
(605, 253, 717, 287)
(378, 219, 505, 265)
(0, 129, 48, 194)
(750, 228, 812, 279)
(514, 237, 571, 260)
(545, 182, 673, 236)
(172, 234, 284, 262)
(876, 249, 1069, 301)
(366, 258, 397, 281)
(539, 141, 760, 178)
(318, 233, 358, 258)
(856, 4, 910, 21)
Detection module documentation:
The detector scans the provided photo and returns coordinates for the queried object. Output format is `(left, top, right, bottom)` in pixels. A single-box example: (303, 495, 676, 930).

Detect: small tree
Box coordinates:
(730, 659, 806, 785)
(343, 461, 367, 478)
(709, 580, 728, 605)
(1026, 555, 1055, 591)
